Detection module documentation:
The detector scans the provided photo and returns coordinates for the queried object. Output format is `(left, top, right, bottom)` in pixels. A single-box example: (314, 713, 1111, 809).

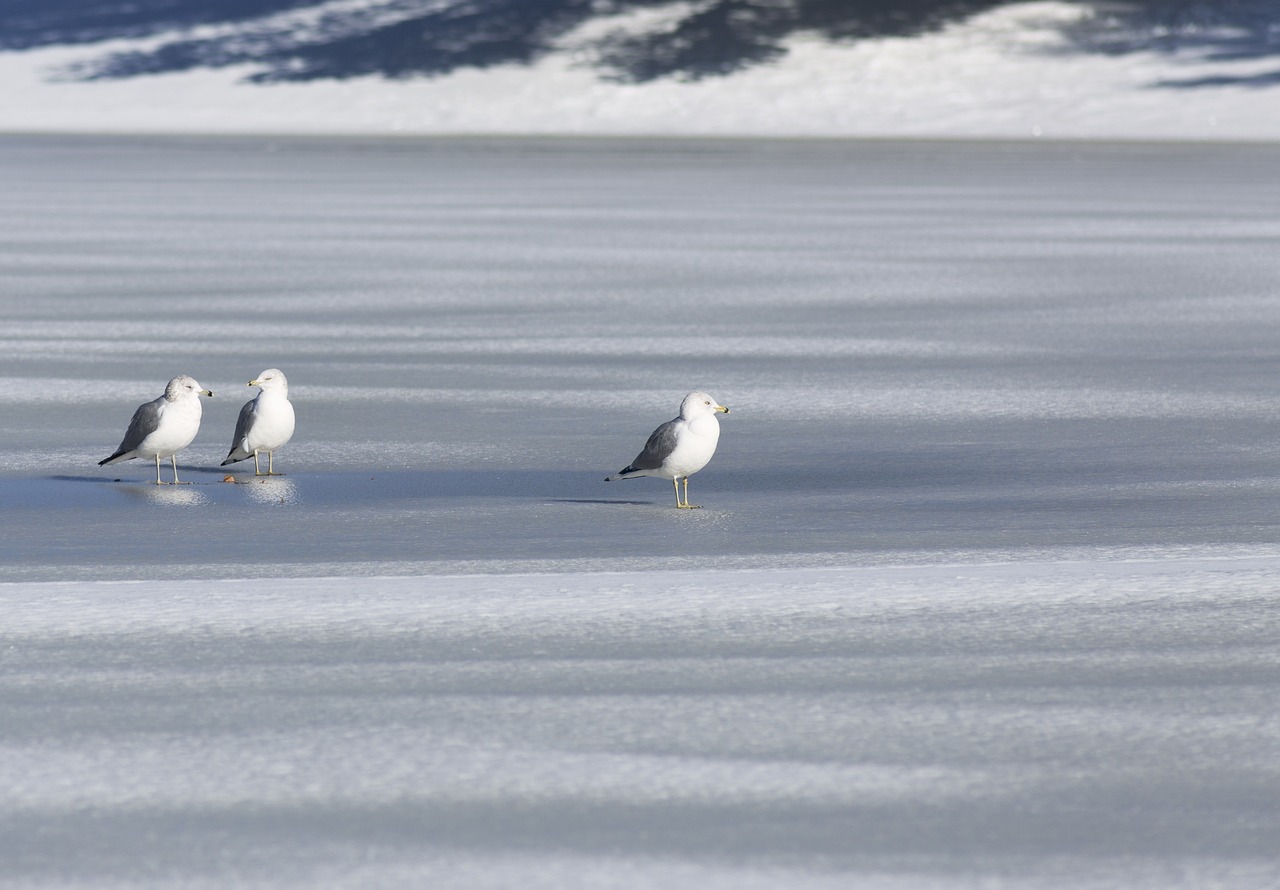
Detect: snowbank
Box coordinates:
(1, 3, 1277, 140)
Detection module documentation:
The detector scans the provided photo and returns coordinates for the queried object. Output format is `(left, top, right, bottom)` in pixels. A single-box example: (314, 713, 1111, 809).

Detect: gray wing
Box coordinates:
(100, 399, 162, 464)
(221, 398, 259, 464)
(627, 419, 680, 471)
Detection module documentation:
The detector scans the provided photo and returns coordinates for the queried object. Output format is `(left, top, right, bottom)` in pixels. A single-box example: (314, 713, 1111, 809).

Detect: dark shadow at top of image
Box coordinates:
(1154, 69, 1280, 89)
(1058, 1, 1280, 90)
(8, 1, 1011, 85)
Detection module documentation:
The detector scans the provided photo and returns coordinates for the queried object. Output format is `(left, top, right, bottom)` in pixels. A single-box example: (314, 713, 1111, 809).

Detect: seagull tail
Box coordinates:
(221, 443, 251, 466)
(605, 466, 640, 481)
(98, 451, 129, 467)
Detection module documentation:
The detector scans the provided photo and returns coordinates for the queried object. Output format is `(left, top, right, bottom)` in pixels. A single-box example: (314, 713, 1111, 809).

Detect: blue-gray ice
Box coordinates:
(1, 135, 1279, 889)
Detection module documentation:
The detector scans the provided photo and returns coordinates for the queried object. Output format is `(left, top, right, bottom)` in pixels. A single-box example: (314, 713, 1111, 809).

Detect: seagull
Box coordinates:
(221, 368, 295, 476)
(606, 391, 730, 509)
(99, 375, 214, 484)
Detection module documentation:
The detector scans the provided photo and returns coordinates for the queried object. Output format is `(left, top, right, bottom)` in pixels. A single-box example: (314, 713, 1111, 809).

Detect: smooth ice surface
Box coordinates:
(4, 134, 1280, 579)
(2, 135, 1280, 886)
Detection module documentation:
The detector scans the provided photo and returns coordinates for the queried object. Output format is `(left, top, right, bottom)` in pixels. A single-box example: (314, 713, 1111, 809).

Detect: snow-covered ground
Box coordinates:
(2, 133, 1280, 886)
(3, 560, 1278, 888)
(2, 1, 1280, 140)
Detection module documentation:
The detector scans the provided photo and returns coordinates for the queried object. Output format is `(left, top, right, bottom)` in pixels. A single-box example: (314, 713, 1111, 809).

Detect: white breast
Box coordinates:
(137, 397, 203, 458)
(246, 391, 295, 452)
(662, 413, 721, 478)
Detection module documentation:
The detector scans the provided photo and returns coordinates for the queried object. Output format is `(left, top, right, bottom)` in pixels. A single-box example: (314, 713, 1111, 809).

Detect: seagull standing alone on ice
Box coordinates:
(606, 391, 730, 509)
(99, 375, 214, 484)
(221, 368, 295, 476)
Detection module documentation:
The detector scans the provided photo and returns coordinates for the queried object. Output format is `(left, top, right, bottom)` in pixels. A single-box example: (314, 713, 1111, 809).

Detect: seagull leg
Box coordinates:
(672, 478, 682, 508)
(677, 477, 701, 509)
(253, 451, 262, 476)
(267, 451, 281, 476)
(171, 454, 184, 484)
(154, 455, 163, 485)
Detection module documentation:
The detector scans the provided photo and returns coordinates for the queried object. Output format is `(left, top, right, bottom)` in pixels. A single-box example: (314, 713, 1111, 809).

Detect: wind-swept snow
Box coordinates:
(2, 559, 1279, 888)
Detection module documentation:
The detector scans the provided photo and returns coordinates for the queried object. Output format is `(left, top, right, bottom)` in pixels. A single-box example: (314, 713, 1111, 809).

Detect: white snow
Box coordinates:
(3, 558, 1279, 888)
(0, 2, 1278, 140)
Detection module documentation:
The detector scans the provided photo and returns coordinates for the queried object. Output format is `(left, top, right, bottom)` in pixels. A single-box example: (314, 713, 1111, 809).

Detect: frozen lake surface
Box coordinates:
(1, 135, 1279, 886)
(5, 135, 1280, 579)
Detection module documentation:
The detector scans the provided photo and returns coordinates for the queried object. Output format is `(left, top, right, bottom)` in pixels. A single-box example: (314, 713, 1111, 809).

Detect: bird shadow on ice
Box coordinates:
(552, 499, 734, 516)
(54, 463, 220, 484)
(554, 498, 655, 506)
(302, 469, 631, 505)
(28, 469, 701, 509)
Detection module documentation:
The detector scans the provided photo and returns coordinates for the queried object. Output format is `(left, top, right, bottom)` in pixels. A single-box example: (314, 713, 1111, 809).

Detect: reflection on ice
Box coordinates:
(118, 483, 208, 507)
(241, 476, 297, 506)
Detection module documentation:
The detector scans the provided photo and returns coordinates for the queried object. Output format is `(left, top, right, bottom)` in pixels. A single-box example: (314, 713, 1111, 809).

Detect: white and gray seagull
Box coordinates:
(221, 368, 295, 476)
(606, 391, 730, 509)
(99, 375, 214, 484)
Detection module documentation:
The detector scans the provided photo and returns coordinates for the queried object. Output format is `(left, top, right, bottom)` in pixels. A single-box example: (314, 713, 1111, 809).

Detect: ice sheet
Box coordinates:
(3, 135, 1280, 579)
(2, 135, 1280, 887)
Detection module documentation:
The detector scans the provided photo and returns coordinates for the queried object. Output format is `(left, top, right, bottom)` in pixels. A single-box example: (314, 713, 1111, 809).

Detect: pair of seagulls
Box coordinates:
(100, 378, 729, 508)
(99, 370, 295, 485)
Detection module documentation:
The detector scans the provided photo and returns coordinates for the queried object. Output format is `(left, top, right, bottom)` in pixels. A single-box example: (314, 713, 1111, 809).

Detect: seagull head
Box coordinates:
(680, 391, 729, 420)
(249, 369, 288, 392)
(166, 375, 213, 400)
